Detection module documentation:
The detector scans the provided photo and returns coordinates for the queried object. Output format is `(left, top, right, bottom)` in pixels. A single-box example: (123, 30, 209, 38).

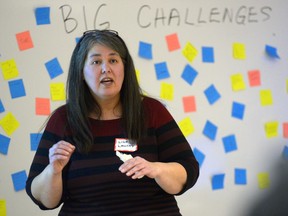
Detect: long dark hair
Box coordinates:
(66, 30, 145, 153)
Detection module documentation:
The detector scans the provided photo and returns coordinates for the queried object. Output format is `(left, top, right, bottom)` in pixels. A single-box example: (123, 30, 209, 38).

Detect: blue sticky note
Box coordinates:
(181, 64, 198, 85)
(0, 99, 5, 113)
(232, 101, 245, 120)
(35, 7, 51, 25)
(11, 170, 27, 192)
(204, 84, 221, 105)
(0, 133, 10, 155)
(212, 173, 225, 190)
(30, 133, 42, 151)
(76, 37, 81, 43)
(203, 120, 218, 140)
(235, 168, 247, 185)
(283, 146, 288, 160)
(193, 147, 205, 167)
(8, 79, 26, 99)
(222, 134, 237, 153)
(45, 58, 63, 79)
(265, 45, 280, 59)
(154, 62, 170, 80)
(138, 41, 153, 59)
(202, 47, 214, 63)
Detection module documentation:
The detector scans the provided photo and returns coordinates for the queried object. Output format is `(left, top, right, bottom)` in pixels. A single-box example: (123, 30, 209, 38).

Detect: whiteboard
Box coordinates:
(0, 0, 288, 215)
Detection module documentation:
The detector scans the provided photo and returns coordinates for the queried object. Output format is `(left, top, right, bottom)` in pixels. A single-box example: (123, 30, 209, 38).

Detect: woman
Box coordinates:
(26, 29, 199, 216)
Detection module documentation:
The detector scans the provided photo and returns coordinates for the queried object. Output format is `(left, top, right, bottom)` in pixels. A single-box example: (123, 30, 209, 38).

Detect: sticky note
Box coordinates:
(50, 83, 66, 101)
(35, 7, 51, 25)
(0, 59, 19, 80)
(193, 147, 205, 167)
(0, 112, 20, 136)
(260, 89, 273, 106)
(233, 43, 246, 60)
(160, 82, 174, 101)
(222, 134, 237, 153)
(35, 98, 51, 115)
(204, 84, 221, 105)
(264, 121, 279, 138)
(265, 45, 280, 59)
(16, 31, 34, 51)
(0, 199, 7, 216)
(178, 117, 194, 137)
(235, 168, 247, 185)
(45, 57, 63, 79)
(182, 95, 196, 112)
(0, 99, 5, 113)
(181, 64, 198, 85)
(8, 79, 26, 99)
(231, 101, 245, 120)
(138, 41, 152, 59)
(248, 70, 261, 87)
(283, 122, 288, 138)
(231, 73, 246, 91)
(30, 133, 42, 151)
(11, 170, 27, 191)
(135, 69, 140, 83)
(0, 133, 10, 155)
(257, 172, 270, 189)
(165, 33, 180, 51)
(202, 46, 214, 63)
(212, 173, 225, 190)
(203, 120, 218, 140)
(154, 62, 170, 80)
(283, 146, 288, 160)
(182, 42, 198, 62)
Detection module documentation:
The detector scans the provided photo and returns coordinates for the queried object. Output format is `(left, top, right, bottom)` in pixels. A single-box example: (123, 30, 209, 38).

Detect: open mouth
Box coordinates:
(100, 77, 113, 84)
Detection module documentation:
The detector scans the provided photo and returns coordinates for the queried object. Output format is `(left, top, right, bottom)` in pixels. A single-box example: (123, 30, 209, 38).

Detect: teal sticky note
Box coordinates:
(11, 170, 27, 191)
(35, 7, 51, 25)
(232, 101, 245, 120)
(181, 64, 198, 85)
(222, 134, 237, 153)
(204, 84, 221, 105)
(0, 133, 10, 155)
(202, 46, 214, 63)
(30, 133, 42, 151)
(138, 41, 152, 59)
(8, 79, 26, 99)
(235, 168, 247, 185)
(203, 120, 218, 140)
(212, 173, 225, 190)
(193, 147, 205, 167)
(154, 62, 170, 80)
(45, 57, 63, 79)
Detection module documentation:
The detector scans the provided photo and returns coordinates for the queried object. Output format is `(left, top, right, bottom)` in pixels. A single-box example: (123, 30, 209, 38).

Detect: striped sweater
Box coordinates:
(26, 97, 199, 216)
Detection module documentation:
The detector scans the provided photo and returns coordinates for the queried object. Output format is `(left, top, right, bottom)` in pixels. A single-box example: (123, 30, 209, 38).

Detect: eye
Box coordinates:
(110, 59, 118, 64)
(92, 60, 101, 65)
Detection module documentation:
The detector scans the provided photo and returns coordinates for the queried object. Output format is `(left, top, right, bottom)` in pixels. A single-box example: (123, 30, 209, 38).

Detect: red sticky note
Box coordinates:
(16, 31, 34, 51)
(35, 98, 50, 115)
(283, 122, 288, 138)
(182, 96, 196, 112)
(165, 33, 180, 51)
(248, 70, 261, 87)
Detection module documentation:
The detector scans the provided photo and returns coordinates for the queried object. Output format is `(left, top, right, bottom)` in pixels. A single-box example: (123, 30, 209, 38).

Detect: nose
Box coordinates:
(101, 63, 111, 74)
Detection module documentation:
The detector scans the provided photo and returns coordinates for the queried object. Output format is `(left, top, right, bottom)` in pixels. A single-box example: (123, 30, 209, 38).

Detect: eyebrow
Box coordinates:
(88, 52, 120, 58)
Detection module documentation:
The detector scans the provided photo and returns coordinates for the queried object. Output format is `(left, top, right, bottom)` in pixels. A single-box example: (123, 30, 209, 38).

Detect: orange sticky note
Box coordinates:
(182, 96, 196, 112)
(283, 122, 288, 138)
(257, 172, 270, 189)
(248, 70, 261, 87)
(178, 117, 194, 137)
(260, 89, 273, 106)
(35, 98, 51, 115)
(166, 33, 180, 51)
(16, 31, 34, 51)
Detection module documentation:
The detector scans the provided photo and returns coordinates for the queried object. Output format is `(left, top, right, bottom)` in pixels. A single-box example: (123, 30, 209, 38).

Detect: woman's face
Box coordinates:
(83, 44, 124, 103)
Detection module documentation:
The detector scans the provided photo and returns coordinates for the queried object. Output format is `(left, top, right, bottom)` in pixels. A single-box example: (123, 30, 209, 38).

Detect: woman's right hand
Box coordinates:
(49, 140, 75, 174)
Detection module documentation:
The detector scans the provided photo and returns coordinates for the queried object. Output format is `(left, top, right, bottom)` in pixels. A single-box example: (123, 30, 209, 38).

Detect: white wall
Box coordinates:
(0, 0, 287, 215)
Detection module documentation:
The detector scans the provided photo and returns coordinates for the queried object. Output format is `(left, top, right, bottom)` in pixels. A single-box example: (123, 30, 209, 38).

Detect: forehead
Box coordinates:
(87, 43, 119, 57)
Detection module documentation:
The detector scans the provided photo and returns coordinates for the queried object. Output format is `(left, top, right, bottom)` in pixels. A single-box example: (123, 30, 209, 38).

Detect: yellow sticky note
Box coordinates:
(233, 43, 246, 60)
(260, 89, 273, 106)
(0, 59, 19, 80)
(135, 69, 140, 84)
(231, 73, 246, 91)
(160, 82, 174, 101)
(50, 83, 65, 101)
(257, 172, 270, 189)
(264, 121, 279, 138)
(0, 199, 7, 216)
(0, 112, 20, 136)
(182, 42, 198, 62)
(178, 117, 194, 137)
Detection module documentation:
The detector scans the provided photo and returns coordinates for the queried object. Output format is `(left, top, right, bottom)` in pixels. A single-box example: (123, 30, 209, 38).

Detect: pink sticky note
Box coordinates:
(182, 96, 196, 112)
(248, 70, 261, 87)
(16, 31, 34, 51)
(35, 98, 51, 115)
(165, 33, 180, 51)
(283, 122, 288, 138)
